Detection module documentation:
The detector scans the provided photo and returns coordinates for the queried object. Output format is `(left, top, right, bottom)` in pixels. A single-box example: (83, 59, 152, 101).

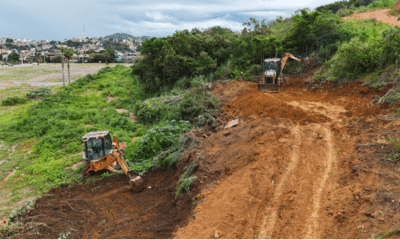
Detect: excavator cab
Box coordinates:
(258, 53, 311, 93)
(78, 130, 142, 188)
(258, 58, 281, 92)
(82, 130, 113, 162)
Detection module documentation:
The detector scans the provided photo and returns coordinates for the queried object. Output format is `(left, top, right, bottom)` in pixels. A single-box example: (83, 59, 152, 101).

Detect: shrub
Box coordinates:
(365, 0, 396, 9)
(176, 163, 198, 197)
(326, 36, 380, 80)
(243, 64, 263, 81)
(9, 200, 36, 223)
(230, 66, 244, 79)
(26, 88, 52, 98)
(335, 6, 355, 17)
(1, 96, 27, 106)
(153, 132, 202, 169)
(123, 120, 192, 171)
(215, 59, 233, 79)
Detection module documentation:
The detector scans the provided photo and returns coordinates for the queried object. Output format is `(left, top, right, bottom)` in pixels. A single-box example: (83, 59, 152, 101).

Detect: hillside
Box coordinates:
(104, 33, 151, 42)
(2, 1, 400, 239)
(6, 68, 400, 239)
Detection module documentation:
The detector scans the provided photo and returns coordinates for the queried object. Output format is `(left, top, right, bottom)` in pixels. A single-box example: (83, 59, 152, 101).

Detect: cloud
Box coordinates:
(145, 12, 176, 21)
(105, 14, 243, 37)
(241, 11, 292, 19)
(0, 0, 344, 40)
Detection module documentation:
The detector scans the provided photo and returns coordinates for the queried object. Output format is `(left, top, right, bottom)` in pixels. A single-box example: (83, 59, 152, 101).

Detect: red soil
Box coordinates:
(10, 69, 400, 239)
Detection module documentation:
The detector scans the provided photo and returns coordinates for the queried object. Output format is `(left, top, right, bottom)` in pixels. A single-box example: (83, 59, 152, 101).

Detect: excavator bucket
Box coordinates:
(257, 83, 280, 93)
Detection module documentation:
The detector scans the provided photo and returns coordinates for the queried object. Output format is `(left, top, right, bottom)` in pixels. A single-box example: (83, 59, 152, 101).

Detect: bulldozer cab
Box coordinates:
(262, 58, 281, 83)
(82, 130, 113, 162)
(258, 58, 281, 92)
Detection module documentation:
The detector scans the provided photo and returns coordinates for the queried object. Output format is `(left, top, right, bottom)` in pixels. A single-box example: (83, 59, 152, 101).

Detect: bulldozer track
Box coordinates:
(259, 125, 301, 239)
(304, 125, 337, 239)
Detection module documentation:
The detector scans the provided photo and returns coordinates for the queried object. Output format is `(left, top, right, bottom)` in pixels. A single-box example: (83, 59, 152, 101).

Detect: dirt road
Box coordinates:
(9, 70, 400, 239)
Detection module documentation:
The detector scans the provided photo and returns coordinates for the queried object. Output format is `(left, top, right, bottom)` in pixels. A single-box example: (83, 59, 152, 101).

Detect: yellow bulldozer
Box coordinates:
(258, 53, 311, 92)
(78, 130, 142, 189)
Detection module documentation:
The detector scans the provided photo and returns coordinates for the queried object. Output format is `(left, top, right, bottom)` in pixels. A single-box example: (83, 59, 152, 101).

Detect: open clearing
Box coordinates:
(10, 68, 400, 239)
(0, 63, 132, 89)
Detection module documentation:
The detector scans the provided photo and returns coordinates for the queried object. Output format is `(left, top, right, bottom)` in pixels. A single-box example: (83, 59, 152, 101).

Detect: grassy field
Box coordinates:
(0, 63, 133, 89)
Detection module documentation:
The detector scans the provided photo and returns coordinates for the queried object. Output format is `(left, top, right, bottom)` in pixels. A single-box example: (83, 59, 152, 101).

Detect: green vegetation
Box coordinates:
(385, 137, 400, 162)
(0, 65, 145, 194)
(316, 0, 396, 16)
(124, 120, 192, 171)
(375, 228, 400, 238)
(133, 0, 400, 93)
(313, 20, 400, 82)
(176, 163, 198, 197)
(26, 88, 52, 98)
(1, 0, 400, 223)
(1, 96, 27, 106)
(0, 62, 216, 207)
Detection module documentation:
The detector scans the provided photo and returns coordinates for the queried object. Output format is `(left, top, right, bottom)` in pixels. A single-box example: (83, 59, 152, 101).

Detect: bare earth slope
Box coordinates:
(8, 70, 400, 238)
(342, 8, 400, 27)
(173, 73, 400, 239)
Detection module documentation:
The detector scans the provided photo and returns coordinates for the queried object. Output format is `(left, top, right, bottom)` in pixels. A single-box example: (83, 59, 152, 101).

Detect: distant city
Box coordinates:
(0, 33, 151, 64)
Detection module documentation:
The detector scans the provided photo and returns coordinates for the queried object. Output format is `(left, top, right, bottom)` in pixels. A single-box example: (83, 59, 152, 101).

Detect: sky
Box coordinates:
(0, 0, 343, 41)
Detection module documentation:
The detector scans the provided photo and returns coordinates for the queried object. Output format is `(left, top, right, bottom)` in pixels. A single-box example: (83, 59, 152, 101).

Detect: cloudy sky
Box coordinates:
(0, 0, 341, 41)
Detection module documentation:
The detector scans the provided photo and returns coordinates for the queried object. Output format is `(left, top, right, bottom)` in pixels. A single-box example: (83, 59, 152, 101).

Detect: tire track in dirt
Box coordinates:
(258, 125, 301, 239)
(256, 92, 340, 238)
(304, 125, 337, 239)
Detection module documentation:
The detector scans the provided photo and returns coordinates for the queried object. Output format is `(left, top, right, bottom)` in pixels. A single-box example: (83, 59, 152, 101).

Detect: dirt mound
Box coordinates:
(13, 167, 198, 239)
(223, 84, 330, 125)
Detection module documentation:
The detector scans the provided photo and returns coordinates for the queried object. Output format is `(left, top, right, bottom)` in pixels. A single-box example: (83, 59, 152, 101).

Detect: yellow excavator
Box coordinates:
(78, 130, 143, 190)
(258, 53, 311, 92)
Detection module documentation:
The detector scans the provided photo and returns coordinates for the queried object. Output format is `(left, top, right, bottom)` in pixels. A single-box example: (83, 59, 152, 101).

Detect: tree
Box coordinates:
(101, 48, 116, 63)
(284, 9, 322, 56)
(85, 49, 96, 54)
(63, 49, 74, 84)
(8, 52, 19, 62)
(6, 38, 13, 44)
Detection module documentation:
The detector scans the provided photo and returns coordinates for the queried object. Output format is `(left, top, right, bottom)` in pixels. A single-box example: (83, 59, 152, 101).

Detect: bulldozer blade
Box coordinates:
(257, 83, 280, 92)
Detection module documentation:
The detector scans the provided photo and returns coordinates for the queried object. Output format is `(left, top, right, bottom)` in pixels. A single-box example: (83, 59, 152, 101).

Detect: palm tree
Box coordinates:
(64, 49, 74, 84)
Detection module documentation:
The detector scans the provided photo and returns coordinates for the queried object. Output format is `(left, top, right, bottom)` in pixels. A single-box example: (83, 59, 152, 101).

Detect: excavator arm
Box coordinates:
(280, 53, 305, 74)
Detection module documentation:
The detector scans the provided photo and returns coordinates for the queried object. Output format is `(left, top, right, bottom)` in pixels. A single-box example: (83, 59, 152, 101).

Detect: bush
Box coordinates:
(134, 80, 219, 124)
(123, 120, 192, 171)
(326, 36, 380, 80)
(26, 88, 52, 98)
(335, 5, 356, 17)
(215, 59, 233, 79)
(1, 96, 27, 106)
(365, 0, 396, 9)
(176, 163, 198, 197)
